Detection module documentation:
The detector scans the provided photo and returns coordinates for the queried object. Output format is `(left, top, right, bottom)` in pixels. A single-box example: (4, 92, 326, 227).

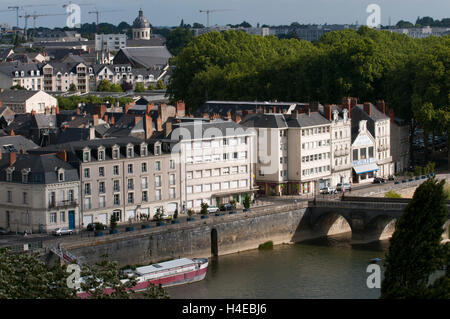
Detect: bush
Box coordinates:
(110, 215, 117, 230)
(258, 241, 273, 250)
(243, 195, 251, 210)
(385, 190, 402, 198)
(200, 202, 209, 215)
(414, 166, 423, 176)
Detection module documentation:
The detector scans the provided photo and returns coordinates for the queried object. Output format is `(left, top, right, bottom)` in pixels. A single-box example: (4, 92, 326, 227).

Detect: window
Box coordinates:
(194, 185, 202, 193)
(212, 183, 220, 191)
(83, 151, 90, 162)
(84, 168, 90, 178)
(186, 171, 193, 179)
(155, 190, 161, 201)
(60, 211, 66, 223)
(187, 186, 193, 194)
(99, 196, 106, 208)
(98, 150, 104, 161)
(155, 176, 161, 187)
(141, 177, 148, 189)
(99, 167, 105, 177)
(127, 147, 134, 158)
(84, 198, 91, 210)
(128, 193, 134, 204)
(50, 213, 57, 223)
(128, 179, 134, 190)
(203, 184, 211, 192)
(142, 191, 148, 202)
(84, 183, 91, 195)
(169, 174, 175, 185)
(353, 149, 358, 161)
(170, 160, 175, 169)
(169, 188, 176, 199)
(141, 162, 147, 173)
(113, 180, 120, 192)
(68, 190, 74, 202)
(113, 165, 119, 175)
(127, 164, 133, 174)
(99, 181, 105, 193)
(114, 194, 120, 205)
(222, 182, 229, 190)
(360, 148, 367, 160)
(222, 167, 230, 175)
(23, 192, 28, 204)
(140, 145, 147, 156)
(155, 161, 161, 171)
(369, 146, 374, 158)
(113, 148, 119, 159)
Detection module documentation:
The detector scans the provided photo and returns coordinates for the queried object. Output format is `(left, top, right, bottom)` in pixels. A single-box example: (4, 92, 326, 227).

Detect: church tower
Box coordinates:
(132, 9, 151, 40)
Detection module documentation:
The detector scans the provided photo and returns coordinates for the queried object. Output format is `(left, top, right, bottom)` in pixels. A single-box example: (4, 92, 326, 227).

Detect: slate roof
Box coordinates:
(0, 90, 40, 103)
(0, 153, 79, 184)
(286, 112, 331, 128)
(0, 62, 43, 78)
(197, 101, 297, 117)
(0, 135, 39, 154)
(113, 46, 172, 68)
(240, 113, 288, 129)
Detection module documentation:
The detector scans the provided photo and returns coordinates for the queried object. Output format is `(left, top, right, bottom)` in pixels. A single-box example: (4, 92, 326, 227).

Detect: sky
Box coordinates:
(0, 0, 449, 29)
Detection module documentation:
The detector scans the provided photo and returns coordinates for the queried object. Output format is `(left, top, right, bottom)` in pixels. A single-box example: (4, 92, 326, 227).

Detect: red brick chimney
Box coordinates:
(202, 112, 209, 119)
(19, 149, 24, 155)
(110, 116, 115, 125)
(165, 121, 172, 137)
(272, 106, 277, 113)
(76, 108, 81, 115)
(56, 150, 67, 162)
(387, 108, 395, 123)
(9, 152, 16, 166)
(146, 103, 153, 115)
(323, 104, 332, 120)
(226, 111, 231, 119)
(376, 100, 386, 114)
(31, 110, 36, 116)
(156, 116, 162, 132)
(363, 102, 371, 116)
(124, 103, 131, 114)
(350, 97, 358, 108)
(103, 114, 109, 124)
(176, 101, 185, 117)
(51, 105, 56, 115)
(145, 114, 153, 139)
(9, 130, 14, 136)
(56, 106, 60, 115)
(234, 114, 241, 123)
(92, 114, 99, 126)
(341, 97, 351, 117)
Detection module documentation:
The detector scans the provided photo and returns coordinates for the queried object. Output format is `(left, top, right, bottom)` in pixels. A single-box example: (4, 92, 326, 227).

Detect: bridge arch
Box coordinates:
(312, 211, 352, 238)
(362, 215, 397, 242)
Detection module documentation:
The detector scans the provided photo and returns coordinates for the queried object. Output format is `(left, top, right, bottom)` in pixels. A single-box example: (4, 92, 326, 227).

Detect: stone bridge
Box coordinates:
(303, 197, 450, 244)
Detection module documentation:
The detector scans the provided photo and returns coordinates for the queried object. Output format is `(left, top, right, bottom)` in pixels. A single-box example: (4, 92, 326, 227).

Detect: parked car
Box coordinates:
(320, 187, 337, 194)
(86, 223, 107, 231)
(336, 183, 352, 191)
(207, 206, 220, 213)
(220, 203, 233, 211)
(0, 227, 8, 235)
(388, 175, 395, 181)
(52, 228, 73, 236)
(373, 177, 386, 184)
(153, 213, 171, 221)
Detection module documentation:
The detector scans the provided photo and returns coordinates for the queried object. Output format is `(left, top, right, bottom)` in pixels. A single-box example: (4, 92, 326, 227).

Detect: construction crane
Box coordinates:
(19, 12, 67, 40)
(8, 4, 54, 29)
(199, 9, 233, 28)
(88, 9, 121, 25)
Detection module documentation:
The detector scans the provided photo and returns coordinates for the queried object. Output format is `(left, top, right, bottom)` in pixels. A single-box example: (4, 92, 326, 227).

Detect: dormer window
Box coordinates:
(98, 147, 105, 161)
(83, 148, 91, 162)
(21, 168, 31, 183)
(30, 70, 34, 76)
(115, 67, 119, 72)
(15, 71, 19, 77)
(57, 168, 65, 182)
(121, 67, 125, 72)
(140, 143, 147, 156)
(36, 70, 40, 76)
(127, 66, 131, 72)
(127, 144, 134, 158)
(6, 167, 14, 182)
(112, 145, 120, 160)
(154, 142, 161, 156)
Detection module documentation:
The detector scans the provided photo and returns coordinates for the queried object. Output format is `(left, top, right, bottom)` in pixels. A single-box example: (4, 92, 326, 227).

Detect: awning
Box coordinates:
(353, 163, 379, 175)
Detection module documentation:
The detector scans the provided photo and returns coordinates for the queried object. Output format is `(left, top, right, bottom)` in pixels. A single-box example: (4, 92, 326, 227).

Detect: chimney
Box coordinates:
(305, 104, 310, 116)
(56, 150, 67, 162)
(323, 104, 332, 120)
(226, 111, 231, 119)
(56, 106, 60, 115)
(76, 108, 81, 115)
(9, 152, 16, 166)
(110, 116, 115, 125)
(31, 110, 36, 116)
(202, 112, 209, 119)
(376, 100, 386, 114)
(92, 114, 99, 126)
(363, 102, 371, 116)
(165, 121, 172, 137)
(176, 101, 185, 117)
(89, 126, 95, 140)
(51, 105, 56, 115)
(134, 116, 142, 125)
(45, 106, 50, 115)
(145, 114, 153, 139)
(292, 109, 299, 119)
(103, 114, 109, 124)
(310, 101, 319, 112)
(19, 149, 24, 155)
(124, 104, 131, 114)
(156, 116, 162, 132)
(146, 103, 153, 115)
(272, 106, 277, 113)
(387, 108, 395, 123)
(350, 97, 358, 108)
(242, 110, 249, 118)
(234, 114, 241, 123)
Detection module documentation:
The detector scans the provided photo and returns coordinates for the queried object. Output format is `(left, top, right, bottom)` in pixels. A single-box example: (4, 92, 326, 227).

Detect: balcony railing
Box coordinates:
(48, 199, 78, 209)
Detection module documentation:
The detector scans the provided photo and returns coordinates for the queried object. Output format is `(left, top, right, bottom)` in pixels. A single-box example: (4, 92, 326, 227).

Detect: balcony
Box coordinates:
(48, 199, 78, 209)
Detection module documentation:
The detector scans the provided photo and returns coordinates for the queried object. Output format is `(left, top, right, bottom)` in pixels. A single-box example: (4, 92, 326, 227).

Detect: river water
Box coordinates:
(167, 234, 389, 299)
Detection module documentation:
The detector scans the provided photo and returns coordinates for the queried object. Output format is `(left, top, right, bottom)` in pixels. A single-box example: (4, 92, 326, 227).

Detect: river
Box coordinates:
(166, 233, 389, 299)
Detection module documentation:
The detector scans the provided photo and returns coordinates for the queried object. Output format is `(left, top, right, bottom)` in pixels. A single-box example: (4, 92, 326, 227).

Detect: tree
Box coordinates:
(200, 202, 209, 216)
(121, 81, 133, 92)
(156, 80, 166, 90)
(134, 82, 146, 92)
(147, 83, 155, 91)
(110, 215, 117, 230)
(165, 27, 194, 56)
(243, 194, 251, 210)
(68, 83, 77, 92)
(96, 79, 112, 92)
(381, 178, 450, 298)
(396, 20, 414, 28)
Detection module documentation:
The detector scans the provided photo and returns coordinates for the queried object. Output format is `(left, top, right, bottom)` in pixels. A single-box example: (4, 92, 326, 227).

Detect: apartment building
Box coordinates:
(34, 136, 181, 227)
(95, 34, 127, 52)
(0, 152, 80, 233)
(42, 62, 89, 93)
(168, 120, 256, 211)
(0, 62, 43, 90)
(0, 89, 57, 114)
(349, 99, 394, 178)
(350, 120, 378, 183)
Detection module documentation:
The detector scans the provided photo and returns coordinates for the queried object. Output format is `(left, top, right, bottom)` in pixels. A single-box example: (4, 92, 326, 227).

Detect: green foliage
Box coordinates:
(166, 27, 194, 56)
(134, 82, 146, 92)
(96, 80, 123, 92)
(258, 241, 273, 250)
(156, 80, 166, 90)
(385, 190, 402, 198)
(414, 166, 423, 176)
(10, 84, 25, 90)
(200, 202, 209, 215)
(381, 178, 450, 298)
(68, 83, 77, 92)
(243, 195, 251, 210)
(110, 215, 117, 230)
(187, 209, 194, 218)
(56, 95, 133, 110)
(147, 84, 156, 91)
